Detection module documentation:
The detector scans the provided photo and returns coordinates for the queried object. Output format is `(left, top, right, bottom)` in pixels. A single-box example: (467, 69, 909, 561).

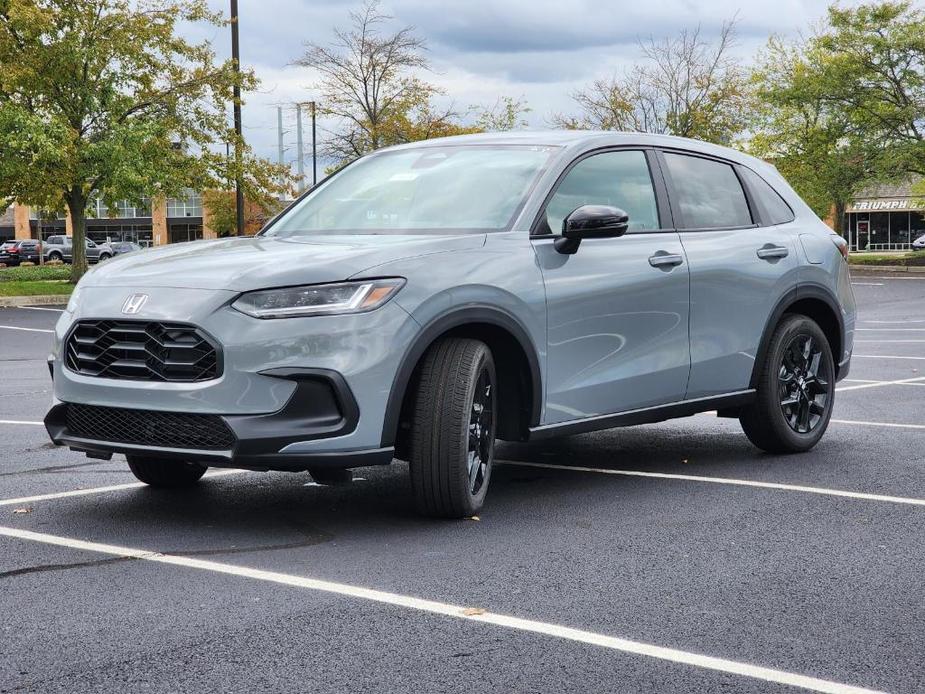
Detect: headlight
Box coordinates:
(231, 278, 405, 319)
(65, 286, 82, 313)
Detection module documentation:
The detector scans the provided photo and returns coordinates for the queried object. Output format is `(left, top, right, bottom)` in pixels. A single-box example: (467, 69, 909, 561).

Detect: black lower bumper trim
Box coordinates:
(44, 368, 392, 471)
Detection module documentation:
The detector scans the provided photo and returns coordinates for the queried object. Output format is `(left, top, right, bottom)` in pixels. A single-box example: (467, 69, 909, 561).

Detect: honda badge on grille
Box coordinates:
(121, 293, 148, 315)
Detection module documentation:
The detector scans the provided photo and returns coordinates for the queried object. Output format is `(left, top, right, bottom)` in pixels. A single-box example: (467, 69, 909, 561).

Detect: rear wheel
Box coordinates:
(48, 251, 62, 262)
(739, 315, 835, 453)
(408, 337, 497, 518)
(126, 456, 208, 487)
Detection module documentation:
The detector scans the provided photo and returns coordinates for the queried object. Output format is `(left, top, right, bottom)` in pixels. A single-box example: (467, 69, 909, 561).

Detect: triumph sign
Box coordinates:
(848, 197, 925, 212)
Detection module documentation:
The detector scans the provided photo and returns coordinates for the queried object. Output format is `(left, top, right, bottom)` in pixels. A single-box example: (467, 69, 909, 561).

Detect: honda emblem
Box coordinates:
(121, 293, 148, 315)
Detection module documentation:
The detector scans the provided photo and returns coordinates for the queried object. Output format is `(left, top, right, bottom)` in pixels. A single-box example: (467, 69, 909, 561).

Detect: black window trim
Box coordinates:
(529, 145, 676, 237)
(655, 147, 761, 232)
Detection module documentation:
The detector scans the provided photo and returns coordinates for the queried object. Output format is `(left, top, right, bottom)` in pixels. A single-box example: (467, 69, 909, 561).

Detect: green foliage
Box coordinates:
(0, 0, 292, 280)
(848, 251, 925, 266)
(0, 280, 73, 295)
(749, 2, 925, 230)
(0, 263, 71, 281)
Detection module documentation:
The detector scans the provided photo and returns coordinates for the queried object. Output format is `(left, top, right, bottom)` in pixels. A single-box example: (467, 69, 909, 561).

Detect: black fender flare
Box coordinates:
(750, 283, 846, 389)
(380, 305, 543, 448)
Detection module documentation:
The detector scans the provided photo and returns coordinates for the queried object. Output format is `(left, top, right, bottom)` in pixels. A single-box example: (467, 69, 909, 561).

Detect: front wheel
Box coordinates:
(739, 315, 835, 453)
(127, 456, 208, 487)
(97, 253, 111, 262)
(408, 338, 497, 518)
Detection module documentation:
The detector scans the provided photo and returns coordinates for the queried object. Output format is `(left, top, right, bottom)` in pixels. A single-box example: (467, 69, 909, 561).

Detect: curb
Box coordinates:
(848, 264, 925, 275)
(0, 294, 69, 308)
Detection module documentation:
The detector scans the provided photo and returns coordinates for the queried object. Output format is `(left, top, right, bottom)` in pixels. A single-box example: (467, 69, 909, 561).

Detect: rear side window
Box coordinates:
(545, 150, 660, 234)
(662, 153, 753, 229)
(738, 167, 795, 225)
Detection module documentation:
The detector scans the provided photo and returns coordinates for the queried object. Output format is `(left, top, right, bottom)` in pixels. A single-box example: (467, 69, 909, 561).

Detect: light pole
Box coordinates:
(230, 0, 244, 236)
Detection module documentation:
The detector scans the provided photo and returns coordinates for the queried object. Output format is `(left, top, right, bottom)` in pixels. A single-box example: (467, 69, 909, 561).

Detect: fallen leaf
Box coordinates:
(462, 608, 486, 616)
(12, 508, 32, 514)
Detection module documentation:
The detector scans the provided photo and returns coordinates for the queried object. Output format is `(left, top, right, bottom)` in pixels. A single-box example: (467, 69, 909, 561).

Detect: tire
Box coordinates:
(408, 337, 497, 518)
(739, 314, 835, 453)
(48, 252, 62, 262)
(98, 253, 111, 261)
(126, 456, 208, 487)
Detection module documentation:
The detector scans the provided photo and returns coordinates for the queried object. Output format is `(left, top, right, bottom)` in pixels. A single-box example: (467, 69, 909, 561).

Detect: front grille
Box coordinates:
(65, 320, 220, 382)
(65, 404, 236, 450)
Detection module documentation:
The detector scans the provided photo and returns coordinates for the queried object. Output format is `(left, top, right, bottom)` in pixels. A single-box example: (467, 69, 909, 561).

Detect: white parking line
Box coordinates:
(0, 525, 884, 694)
(851, 282, 883, 286)
(831, 419, 925, 431)
(855, 328, 925, 332)
(862, 319, 925, 324)
(852, 354, 925, 361)
(0, 325, 54, 333)
(837, 376, 925, 392)
(0, 469, 245, 507)
(499, 461, 925, 507)
(0, 419, 43, 426)
(17, 307, 63, 312)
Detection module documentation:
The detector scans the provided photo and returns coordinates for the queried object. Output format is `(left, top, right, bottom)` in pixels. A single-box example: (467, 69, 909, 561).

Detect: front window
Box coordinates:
(266, 145, 558, 236)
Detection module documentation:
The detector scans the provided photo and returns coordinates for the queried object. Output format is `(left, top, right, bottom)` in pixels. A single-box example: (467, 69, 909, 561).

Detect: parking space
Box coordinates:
(1, 278, 924, 693)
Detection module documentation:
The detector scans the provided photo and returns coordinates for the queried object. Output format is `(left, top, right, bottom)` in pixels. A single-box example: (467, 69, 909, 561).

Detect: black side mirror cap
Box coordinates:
(554, 205, 630, 254)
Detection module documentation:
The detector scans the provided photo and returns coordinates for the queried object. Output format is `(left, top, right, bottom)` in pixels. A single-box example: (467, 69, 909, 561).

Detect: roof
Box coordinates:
(379, 130, 768, 169)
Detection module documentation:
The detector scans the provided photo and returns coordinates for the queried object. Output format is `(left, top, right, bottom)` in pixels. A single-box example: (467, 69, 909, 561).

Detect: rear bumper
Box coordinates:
(44, 368, 395, 471)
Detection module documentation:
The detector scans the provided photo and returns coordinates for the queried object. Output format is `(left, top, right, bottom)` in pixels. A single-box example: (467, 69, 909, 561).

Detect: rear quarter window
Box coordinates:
(738, 167, 795, 226)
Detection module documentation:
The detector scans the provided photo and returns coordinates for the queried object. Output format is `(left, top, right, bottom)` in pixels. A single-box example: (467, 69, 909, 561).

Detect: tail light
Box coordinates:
(831, 235, 849, 261)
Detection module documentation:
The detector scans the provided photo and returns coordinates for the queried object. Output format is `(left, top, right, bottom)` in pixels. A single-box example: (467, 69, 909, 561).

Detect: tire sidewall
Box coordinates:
(763, 316, 835, 450)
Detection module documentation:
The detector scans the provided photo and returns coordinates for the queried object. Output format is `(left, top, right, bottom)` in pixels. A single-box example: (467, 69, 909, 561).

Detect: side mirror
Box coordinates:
(554, 205, 630, 254)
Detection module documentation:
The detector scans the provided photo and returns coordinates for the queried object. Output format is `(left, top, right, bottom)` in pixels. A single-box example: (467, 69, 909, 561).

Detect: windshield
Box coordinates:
(266, 145, 558, 236)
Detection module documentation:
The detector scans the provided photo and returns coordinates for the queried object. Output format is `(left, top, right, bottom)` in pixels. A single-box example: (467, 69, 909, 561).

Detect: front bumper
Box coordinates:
(47, 285, 419, 468)
(45, 367, 394, 470)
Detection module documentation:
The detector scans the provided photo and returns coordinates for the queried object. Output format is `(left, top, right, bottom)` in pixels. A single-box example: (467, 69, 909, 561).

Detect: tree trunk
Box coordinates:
(833, 200, 846, 237)
(67, 189, 88, 282)
(37, 214, 44, 265)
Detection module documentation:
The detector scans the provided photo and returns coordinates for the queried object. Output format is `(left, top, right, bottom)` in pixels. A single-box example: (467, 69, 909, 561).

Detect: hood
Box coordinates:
(80, 234, 486, 291)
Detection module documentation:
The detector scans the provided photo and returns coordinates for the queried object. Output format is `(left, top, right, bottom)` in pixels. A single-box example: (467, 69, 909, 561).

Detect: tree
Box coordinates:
(0, 0, 272, 281)
(554, 20, 749, 145)
(296, 1, 530, 166)
(812, 2, 925, 177)
(202, 153, 291, 236)
(748, 37, 875, 233)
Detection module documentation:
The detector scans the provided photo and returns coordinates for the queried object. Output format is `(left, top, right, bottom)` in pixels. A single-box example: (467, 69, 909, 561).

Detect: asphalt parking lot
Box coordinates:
(1, 275, 924, 694)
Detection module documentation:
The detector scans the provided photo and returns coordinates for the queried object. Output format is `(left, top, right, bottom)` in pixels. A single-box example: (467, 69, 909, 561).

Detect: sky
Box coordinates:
(194, 0, 858, 174)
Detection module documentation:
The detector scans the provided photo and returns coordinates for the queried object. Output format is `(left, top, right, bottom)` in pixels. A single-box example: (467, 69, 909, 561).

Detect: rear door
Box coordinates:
(658, 150, 800, 399)
(532, 148, 691, 424)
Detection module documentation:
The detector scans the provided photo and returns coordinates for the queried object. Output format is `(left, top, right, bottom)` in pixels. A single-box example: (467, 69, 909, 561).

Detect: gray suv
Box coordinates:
(45, 132, 856, 518)
(44, 235, 113, 263)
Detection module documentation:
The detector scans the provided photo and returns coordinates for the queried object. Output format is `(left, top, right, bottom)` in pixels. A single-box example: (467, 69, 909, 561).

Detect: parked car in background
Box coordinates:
(0, 239, 43, 266)
(110, 241, 142, 256)
(45, 131, 857, 518)
(913, 234, 925, 250)
(43, 235, 113, 263)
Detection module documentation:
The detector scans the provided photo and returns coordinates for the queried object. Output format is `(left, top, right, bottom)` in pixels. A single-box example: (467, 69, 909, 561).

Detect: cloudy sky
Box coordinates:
(195, 0, 857, 172)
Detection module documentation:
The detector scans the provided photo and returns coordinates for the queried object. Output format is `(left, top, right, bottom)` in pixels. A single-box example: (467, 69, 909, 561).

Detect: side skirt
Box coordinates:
(527, 390, 756, 440)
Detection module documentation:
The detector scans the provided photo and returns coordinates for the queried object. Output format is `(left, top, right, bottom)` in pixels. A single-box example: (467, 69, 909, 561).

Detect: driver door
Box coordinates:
(532, 149, 691, 424)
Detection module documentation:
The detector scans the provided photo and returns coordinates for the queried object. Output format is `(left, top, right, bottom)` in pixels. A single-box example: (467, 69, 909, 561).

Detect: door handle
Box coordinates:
(756, 245, 789, 260)
(648, 253, 684, 268)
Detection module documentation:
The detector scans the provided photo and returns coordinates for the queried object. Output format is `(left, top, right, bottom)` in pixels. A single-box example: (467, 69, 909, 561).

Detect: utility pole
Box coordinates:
(277, 106, 285, 200)
(311, 101, 317, 187)
(295, 103, 305, 192)
(230, 0, 245, 236)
